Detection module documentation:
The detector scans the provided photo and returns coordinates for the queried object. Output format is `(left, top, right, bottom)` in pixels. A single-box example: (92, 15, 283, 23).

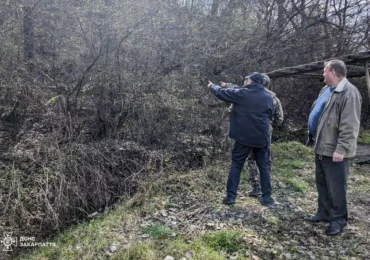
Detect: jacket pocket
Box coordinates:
(326, 116, 339, 128)
(320, 116, 339, 146)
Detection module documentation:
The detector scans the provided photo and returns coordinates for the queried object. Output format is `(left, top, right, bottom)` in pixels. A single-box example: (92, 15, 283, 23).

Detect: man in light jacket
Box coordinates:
(208, 72, 274, 206)
(307, 59, 362, 235)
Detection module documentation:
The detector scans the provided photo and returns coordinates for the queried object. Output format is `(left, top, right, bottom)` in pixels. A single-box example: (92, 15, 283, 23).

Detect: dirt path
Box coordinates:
(133, 161, 370, 259)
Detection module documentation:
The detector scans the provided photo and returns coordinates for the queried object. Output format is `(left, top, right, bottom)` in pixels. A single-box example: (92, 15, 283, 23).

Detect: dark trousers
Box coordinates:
(226, 141, 272, 200)
(315, 154, 348, 226)
(247, 131, 273, 185)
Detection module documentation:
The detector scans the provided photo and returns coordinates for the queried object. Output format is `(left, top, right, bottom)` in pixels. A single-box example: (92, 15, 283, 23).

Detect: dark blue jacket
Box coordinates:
(210, 83, 273, 148)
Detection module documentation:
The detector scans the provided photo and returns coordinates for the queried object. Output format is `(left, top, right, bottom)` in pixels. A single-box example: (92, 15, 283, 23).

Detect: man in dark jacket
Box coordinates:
(221, 74, 284, 196)
(208, 72, 274, 206)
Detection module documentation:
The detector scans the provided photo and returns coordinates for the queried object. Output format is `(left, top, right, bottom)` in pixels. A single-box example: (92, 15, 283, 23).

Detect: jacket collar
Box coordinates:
(333, 77, 348, 92)
(311, 77, 348, 111)
(246, 82, 264, 90)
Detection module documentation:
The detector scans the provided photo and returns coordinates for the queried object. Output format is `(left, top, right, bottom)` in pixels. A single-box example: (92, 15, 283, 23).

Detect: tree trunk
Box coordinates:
(277, 0, 285, 32)
(23, 5, 34, 62)
(211, 0, 220, 16)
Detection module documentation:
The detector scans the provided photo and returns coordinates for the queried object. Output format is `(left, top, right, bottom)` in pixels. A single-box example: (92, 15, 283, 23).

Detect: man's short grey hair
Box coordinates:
(325, 59, 347, 77)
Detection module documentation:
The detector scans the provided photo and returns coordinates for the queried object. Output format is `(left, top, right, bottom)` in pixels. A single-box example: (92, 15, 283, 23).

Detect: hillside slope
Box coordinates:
(19, 142, 370, 260)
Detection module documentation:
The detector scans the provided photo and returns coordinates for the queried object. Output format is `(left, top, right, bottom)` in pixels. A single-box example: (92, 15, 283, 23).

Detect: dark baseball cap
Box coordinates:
(246, 72, 264, 84)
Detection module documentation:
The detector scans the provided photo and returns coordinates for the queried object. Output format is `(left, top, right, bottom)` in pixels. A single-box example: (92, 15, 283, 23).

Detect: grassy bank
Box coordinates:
(18, 142, 370, 260)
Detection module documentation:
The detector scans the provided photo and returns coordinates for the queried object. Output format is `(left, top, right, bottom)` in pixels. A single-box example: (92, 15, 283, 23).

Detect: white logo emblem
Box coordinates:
(1, 232, 17, 251)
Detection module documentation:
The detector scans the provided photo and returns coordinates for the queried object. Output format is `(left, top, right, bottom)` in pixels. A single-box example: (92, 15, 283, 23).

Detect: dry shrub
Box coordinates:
(0, 135, 163, 238)
(0, 70, 229, 250)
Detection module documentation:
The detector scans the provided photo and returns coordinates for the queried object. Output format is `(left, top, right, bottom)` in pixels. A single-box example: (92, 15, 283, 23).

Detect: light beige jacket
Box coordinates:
(312, 78, 362, 158)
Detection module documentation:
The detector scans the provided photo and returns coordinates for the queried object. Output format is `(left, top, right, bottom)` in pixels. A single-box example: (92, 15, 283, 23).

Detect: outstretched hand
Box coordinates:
(208, 81, 213, 88)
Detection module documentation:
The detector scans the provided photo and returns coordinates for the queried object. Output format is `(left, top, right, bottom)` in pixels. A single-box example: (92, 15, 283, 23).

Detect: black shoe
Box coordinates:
(261, 196, 274, 206)
(223, 197, 235, 205)
(248, 183, 262, 197)
(309, 214, 329, 223)
(326, 222, 345, 236)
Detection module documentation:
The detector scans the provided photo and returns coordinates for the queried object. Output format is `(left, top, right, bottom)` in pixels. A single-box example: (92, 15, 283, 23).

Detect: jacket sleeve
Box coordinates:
(335, 90, 362, 155)
(209, 84, 245, 104)
(225, 83, 241, 89)
(272, 96, 284, 127)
